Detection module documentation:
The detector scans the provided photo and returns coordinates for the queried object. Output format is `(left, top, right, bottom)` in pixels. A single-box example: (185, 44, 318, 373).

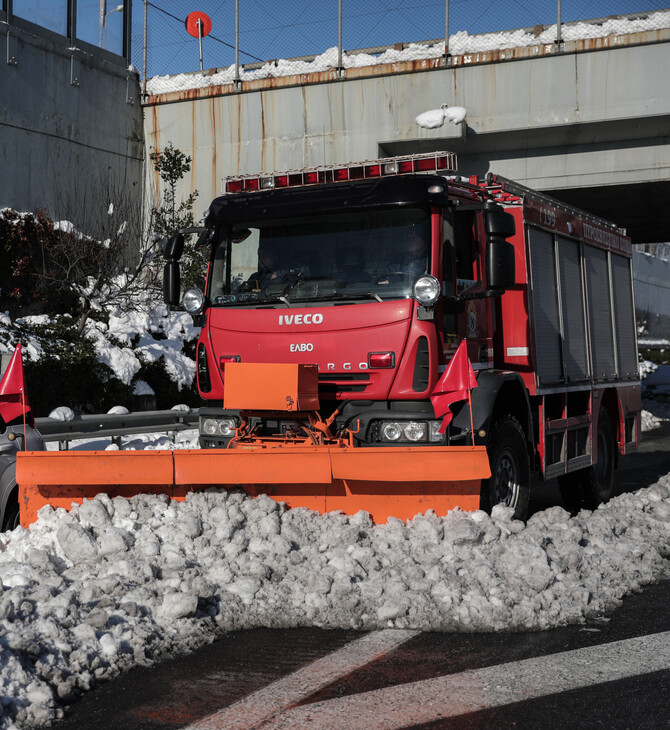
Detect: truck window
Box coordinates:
(454, 210, 478, 293)
(442, 210, 458, 336)
(206, 208, 432, 306)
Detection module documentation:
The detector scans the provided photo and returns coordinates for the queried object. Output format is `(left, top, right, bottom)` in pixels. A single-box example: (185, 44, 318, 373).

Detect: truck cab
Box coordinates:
(166, 154, 512, 444)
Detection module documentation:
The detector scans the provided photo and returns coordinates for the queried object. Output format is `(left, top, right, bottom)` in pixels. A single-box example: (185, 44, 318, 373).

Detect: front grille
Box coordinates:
(412, 336, 430, 392)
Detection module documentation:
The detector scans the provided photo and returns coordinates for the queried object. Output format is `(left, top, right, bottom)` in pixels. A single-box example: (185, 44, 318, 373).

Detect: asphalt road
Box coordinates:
(58, 418, 670, 730)
(57, 583, 670, 730)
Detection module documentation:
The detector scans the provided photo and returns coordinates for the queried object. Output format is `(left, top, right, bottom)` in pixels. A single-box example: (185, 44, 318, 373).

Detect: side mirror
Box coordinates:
(484, 209, 516, 290)
(164, 233, 185, 261)
(163, 261, 181, 306)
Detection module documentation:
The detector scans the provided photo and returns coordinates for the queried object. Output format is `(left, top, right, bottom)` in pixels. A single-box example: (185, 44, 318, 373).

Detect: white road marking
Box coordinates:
(262, 630, 670, 729)
(183, 629, 419, 730)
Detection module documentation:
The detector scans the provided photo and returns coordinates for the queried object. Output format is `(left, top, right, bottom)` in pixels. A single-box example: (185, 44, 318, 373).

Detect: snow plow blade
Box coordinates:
(17, 445, 490, 527)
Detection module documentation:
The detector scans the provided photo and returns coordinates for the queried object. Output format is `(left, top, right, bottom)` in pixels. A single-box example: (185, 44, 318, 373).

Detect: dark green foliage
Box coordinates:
(137, 357, 201, 411)
(14, 318, 132, 416)
(0, 211, 79, 314)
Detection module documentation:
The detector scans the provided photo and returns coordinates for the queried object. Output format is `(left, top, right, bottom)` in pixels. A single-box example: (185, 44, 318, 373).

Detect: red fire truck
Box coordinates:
(163, 151, 640, 521)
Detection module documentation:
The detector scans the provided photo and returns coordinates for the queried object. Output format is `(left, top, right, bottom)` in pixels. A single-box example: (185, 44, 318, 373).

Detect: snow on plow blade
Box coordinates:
(17, 445, 490, 527)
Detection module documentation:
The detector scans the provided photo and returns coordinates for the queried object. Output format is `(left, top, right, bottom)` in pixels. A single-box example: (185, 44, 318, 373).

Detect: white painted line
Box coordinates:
(183, 629, 419, 730)
(263, 630, 670, 729)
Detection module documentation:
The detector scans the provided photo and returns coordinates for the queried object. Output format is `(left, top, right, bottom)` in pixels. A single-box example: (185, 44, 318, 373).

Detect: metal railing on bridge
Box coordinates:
(34, 409, 199, 450)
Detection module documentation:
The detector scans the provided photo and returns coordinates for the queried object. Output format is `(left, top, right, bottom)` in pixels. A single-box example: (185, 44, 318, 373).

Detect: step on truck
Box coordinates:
(17, 151, 640, 525)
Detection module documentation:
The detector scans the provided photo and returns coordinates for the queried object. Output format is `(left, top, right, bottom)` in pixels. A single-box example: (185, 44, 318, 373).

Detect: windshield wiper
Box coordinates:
(323, 291, 385, 303)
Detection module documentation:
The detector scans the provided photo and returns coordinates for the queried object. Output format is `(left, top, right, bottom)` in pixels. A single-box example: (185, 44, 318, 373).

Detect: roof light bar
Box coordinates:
(223, 151, 457, 194)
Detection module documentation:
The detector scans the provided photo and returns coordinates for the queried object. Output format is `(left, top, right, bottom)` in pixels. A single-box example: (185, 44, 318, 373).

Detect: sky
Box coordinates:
(131, 0, 668, 78)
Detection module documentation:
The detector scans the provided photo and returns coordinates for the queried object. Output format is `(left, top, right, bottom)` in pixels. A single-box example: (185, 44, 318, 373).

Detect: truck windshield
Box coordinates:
(208, 207, 431, 306)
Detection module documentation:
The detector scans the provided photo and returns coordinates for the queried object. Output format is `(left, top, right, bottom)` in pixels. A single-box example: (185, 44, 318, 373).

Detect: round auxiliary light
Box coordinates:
(382, 422, 403, 441)
(183, 287, 206, 314)
(413, 275, 441, 306)
(404, 422, 427, 442)
(218, 418, 237, 436)
(202, 418, 218, 436)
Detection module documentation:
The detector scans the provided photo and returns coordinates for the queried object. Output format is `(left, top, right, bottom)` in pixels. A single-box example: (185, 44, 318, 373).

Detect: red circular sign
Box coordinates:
(185, 11, 212, 38)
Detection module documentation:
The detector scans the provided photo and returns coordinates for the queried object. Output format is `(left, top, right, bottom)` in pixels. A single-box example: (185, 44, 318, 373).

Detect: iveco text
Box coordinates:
(279, 313, 324, 325)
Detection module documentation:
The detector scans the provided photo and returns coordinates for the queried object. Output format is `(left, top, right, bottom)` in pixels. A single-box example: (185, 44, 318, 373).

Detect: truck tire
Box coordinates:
(481, 416, 530, 521)
(0, 459, 18, 532)
(1, 496, 19, 531)
(558, 406, 614, 513)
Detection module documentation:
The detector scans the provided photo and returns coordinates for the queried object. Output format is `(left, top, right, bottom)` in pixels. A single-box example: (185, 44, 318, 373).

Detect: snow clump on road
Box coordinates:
(0, 478, 669, 727)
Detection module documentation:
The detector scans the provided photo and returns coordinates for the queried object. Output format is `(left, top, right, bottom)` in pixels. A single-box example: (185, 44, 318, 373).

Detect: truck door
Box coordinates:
(442, 208, 494, 368)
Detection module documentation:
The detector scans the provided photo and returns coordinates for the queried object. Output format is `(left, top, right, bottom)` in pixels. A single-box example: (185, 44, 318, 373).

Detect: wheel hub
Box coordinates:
(494, 450, 520, 506)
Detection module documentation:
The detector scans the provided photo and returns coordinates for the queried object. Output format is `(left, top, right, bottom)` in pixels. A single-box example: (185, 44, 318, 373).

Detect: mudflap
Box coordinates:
(17, 446, 491, 527)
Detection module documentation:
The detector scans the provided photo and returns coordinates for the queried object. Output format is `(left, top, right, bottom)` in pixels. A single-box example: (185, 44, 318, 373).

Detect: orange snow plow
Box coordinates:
(17, 364, 491, 527)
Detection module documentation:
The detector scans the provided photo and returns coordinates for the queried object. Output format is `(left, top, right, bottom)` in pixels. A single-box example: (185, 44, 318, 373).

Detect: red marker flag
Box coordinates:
(430, 339, 478, 433)
(0, 344, 31, 424)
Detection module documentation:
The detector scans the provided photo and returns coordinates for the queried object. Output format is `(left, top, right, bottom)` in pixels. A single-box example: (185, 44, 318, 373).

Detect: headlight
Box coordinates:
(202, 418, 219, 436)
(404, 422, 427, 442)
(381, 422, 403, 441)
(379, 420, 429, 443)
(183, 287, 206, 314)
(200, 417, 236, 437)
(413, 275, 441, 306)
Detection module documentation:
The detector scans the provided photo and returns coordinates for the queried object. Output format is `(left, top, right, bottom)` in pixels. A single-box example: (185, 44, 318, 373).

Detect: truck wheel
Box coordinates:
(481, 416, 530, 521)
(558, 407, 614, 513)
(1, 495, 19, 531)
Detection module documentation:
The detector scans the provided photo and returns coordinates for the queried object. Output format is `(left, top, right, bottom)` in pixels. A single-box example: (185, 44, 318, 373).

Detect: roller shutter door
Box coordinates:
(611, 254, 637, 378)
(529, 229, 563, 385)
(558, 237, 589, 382)
(585, 245, 615, 380)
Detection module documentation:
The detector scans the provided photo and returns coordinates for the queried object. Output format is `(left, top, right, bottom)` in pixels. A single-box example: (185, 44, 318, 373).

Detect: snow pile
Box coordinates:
(416, 105, 467, 129)
(47, 407, 75, 422)
(642, 409, 663, 432)
(639, 359, 658, 379)
(146, 11, 670, 95)
(0, 480, 669, 727)
(642, 400, 670, 433)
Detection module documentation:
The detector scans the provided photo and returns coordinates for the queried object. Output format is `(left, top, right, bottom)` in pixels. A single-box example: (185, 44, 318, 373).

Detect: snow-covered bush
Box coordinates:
(0, 301, 199, 416)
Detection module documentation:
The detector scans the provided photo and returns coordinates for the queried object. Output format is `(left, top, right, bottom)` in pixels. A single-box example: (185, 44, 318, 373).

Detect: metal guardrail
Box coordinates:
(35, 409, 199, 449)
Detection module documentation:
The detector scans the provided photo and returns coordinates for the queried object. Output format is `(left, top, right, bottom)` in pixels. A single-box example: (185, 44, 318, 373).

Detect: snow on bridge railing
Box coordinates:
(143, 10, 670, 97)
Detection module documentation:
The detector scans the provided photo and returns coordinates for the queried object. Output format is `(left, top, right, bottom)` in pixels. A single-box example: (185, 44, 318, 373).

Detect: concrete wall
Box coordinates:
(143, 29, 670, 243)
(0, 20, 143, 236)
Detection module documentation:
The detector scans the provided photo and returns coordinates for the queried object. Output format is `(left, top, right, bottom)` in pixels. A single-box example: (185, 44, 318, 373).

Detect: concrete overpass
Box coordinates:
(144, 24, 670, 244)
